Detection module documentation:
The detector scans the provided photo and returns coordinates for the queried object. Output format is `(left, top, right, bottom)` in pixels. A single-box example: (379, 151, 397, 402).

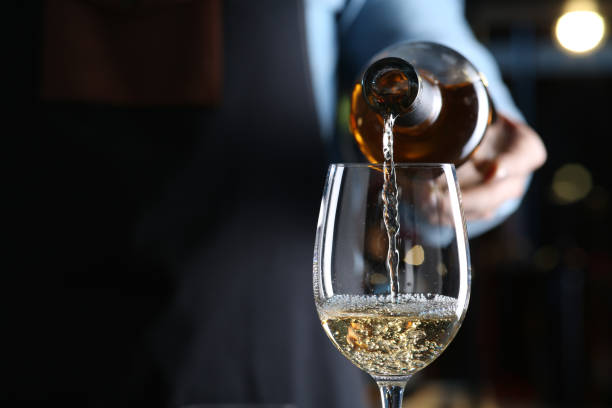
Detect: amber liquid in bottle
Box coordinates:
(350, 74, 493, 165)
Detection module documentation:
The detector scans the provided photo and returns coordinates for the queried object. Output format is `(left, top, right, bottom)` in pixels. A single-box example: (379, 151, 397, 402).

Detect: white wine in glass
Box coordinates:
(313, 164, 470, 408)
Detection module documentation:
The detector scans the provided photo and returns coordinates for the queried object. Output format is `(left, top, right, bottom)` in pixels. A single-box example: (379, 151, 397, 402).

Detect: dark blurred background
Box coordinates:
(11, 0, 612, 407)
(404, 1, 612, 407)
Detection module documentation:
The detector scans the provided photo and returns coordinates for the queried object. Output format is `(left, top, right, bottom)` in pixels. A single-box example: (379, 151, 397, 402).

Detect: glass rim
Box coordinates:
(330, 162, 455, 169)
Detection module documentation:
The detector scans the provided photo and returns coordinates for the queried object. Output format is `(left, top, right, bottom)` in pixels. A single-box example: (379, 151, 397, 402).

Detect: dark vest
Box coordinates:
(21, 0, 368, 407)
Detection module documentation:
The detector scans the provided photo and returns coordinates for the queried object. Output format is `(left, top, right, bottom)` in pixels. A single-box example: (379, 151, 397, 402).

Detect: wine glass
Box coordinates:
(313, 163, 471, 408)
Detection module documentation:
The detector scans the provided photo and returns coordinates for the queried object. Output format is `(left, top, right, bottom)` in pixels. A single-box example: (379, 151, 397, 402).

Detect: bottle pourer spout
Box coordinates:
(362, 57, 420, 117)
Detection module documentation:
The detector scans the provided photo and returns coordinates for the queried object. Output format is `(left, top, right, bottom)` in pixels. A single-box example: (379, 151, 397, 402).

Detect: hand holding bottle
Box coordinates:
(352, 41, 547, 227)
(455, 113, 546, 221)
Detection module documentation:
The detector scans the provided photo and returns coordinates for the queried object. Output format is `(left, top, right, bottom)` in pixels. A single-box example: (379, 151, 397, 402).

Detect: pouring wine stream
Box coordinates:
(381, 114, 401, 299)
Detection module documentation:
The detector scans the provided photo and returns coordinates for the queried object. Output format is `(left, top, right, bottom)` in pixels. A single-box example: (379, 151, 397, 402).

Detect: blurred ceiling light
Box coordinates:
(551, 163, 593, 204)
(404, 245, 425, 266)
(555, 0, 607, 54)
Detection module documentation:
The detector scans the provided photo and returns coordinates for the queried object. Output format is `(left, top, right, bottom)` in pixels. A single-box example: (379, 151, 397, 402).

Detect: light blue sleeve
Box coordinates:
(304, 0, 346, 147)
(339, 0, 528, 237)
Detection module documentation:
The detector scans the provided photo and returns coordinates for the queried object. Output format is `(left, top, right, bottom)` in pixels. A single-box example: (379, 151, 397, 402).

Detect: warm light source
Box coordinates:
(555, 1, 607, 54)
(551, 163, 593, 204)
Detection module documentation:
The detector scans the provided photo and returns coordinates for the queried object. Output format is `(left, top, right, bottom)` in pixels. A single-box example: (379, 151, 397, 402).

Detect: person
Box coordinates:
(17, 0, 545, 407)
(305, 0, 546, 236)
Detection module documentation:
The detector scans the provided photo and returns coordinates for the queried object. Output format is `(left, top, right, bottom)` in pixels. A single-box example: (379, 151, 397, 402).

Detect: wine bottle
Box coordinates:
(350, 41, 495, 165)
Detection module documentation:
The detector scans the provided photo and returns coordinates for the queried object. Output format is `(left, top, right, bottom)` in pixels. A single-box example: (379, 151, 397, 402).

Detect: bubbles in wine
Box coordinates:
(319, 294, 460, 377)
(319, 293, 459, 319)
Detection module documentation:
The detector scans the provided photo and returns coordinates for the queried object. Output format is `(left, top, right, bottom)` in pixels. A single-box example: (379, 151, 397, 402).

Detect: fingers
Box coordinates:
(422, 114, 546, 225)
(453, 114, 546, 222)
(470, 114, 547, 182)
(494, 117, 547, 178)
(460, 175, 529, 221)
(426, 175, 528, 225)
(455, 159, 494, 189)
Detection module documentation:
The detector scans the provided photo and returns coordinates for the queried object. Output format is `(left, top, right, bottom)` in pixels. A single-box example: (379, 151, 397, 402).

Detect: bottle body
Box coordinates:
(350, 42, 494, 165)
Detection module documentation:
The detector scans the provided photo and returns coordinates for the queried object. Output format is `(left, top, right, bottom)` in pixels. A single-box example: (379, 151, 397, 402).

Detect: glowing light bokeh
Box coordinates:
(555, 10, 606, 53)
(551, 163, 593, 204)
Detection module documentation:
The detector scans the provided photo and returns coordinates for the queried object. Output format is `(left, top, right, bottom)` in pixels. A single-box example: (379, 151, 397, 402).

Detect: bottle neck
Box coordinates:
(362, 57, 441, 127)
(395, 72, 442, 128)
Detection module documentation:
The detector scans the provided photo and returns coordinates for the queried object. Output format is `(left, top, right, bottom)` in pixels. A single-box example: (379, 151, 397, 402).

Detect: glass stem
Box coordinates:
(378, 383, 406, 408)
